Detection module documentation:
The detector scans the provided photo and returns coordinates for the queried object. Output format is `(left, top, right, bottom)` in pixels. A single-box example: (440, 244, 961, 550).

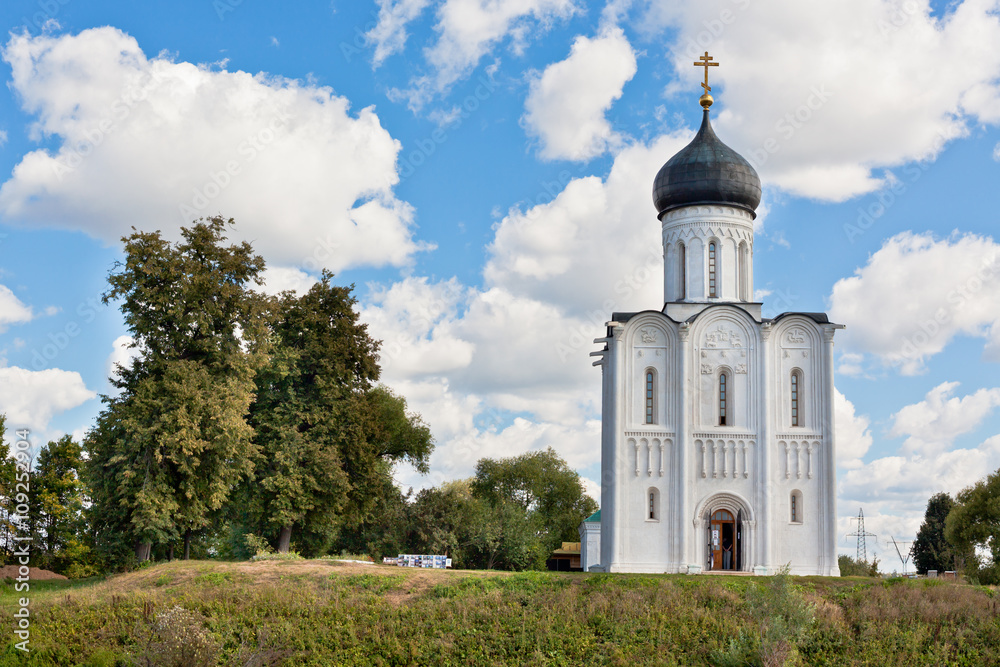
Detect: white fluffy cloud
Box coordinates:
(0, 285, 34, 332)
(835, 388, 873, 470)
(0, 28, 428, 272)
(645, 0, 1000, 200)
(484, 132, 690, 318)
(522, 27, 637, 161)
(106, 335, 137, 385)
(257, 267, 319, 297)
(367, 0, 434, 66)
(0, 364, 95, 439)
(828, 232, 1000, 374)
(890, 382, 1000, 457)
(389, 0, 578, 108)
(837, 383, 1000, 547)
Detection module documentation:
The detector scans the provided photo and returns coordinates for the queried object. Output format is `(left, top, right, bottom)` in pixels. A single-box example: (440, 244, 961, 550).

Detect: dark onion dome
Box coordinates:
(652, 108, 761, 220)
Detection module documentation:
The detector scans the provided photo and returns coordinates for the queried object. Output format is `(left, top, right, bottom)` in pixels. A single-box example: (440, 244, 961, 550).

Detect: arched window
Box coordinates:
(790, 490, 803, 523)
(791, 369, 802, 427)
(678, 242, 686, 300)
(708, 241, 718, 298)
(648, 488, 659, 520)
(719, 371, 729, 426)
(645, 369, 656, 424)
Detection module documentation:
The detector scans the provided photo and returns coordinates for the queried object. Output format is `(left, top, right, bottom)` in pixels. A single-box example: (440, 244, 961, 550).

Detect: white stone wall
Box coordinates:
(591, 203, 841, 577)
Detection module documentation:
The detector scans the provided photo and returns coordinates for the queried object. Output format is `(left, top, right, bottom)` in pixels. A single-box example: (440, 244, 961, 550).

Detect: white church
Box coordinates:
(581, 55, 841, 576)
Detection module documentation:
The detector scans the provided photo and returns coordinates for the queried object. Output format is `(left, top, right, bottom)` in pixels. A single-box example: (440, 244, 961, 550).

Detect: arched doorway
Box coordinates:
(696, 492, 754, 572)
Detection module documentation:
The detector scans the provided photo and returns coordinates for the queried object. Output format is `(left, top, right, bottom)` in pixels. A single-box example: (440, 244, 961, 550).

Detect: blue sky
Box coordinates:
(2, 0, 1000, 564)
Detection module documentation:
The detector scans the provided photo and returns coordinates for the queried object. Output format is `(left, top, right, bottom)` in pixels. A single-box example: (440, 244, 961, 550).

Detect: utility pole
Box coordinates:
(847, 508, 877, 563)
(890, 537, 913, 576)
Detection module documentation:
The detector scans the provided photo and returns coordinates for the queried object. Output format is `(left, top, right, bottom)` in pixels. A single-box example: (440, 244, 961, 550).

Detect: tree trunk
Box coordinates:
(183, 528, 192, 560)
(277, 525, 292, 553)
(135, 540, 151, 562)
(167, 545, 174, 561)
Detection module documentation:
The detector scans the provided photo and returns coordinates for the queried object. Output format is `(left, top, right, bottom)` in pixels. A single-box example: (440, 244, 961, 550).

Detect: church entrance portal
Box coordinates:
(708, 509, 743, 571)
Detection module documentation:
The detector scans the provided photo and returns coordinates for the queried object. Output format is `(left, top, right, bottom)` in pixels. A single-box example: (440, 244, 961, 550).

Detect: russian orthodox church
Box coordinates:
(581, 54, 841, 576)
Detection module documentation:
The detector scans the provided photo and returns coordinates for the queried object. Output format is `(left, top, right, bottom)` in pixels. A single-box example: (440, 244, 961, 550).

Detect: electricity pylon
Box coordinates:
(847, 508, 877, 562)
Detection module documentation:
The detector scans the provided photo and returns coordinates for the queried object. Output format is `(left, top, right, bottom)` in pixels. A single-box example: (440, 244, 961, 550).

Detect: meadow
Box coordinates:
(1, 559, 998, 666)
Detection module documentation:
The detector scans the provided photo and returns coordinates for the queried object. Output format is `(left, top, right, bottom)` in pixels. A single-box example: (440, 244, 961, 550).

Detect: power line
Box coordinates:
(847, 507, 877, 562)
(889, 537, 913, 575)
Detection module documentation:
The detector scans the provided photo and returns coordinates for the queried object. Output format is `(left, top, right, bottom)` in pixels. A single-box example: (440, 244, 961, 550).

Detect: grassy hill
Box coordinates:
(2, 559, 999, 666)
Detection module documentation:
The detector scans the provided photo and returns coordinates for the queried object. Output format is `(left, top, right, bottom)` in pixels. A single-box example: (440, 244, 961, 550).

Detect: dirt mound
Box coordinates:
(0, 565, 68, 581)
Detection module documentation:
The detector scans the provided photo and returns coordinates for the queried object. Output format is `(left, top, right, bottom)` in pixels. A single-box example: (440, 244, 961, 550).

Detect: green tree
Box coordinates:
(945, 468, 1000, 584)
(245, 274, 432, 554)
(0, 414, 17, 561)
(470, 448, 598, 570)
(87, 217, 268, 563)
(30, 436, 90, 573)
(912, 492, 956, 574)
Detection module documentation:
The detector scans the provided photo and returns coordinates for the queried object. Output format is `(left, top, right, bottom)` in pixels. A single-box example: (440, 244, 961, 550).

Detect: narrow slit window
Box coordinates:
(791, 370, 802, 427)
(719, 372, 728, 426)
(649, 491, 656, 520)
(708, 242, 718, 298)
(679, 242, 686, 300)
(738, 242, 748, 301)
(645, 370, 655, 424)
(791, 493, 797, 522)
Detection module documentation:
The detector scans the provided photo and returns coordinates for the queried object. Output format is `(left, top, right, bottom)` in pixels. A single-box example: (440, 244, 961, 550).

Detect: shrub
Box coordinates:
(134, 606, 220, 667)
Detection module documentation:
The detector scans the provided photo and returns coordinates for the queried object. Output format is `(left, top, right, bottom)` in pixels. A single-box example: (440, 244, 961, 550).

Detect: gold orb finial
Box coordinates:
(693, 51, 719, 109)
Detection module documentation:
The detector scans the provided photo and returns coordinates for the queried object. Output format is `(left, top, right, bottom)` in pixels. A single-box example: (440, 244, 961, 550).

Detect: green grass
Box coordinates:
(1, 561, 998, 666)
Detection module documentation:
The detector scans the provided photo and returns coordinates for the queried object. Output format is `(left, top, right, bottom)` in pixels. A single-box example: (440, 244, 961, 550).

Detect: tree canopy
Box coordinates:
(911, 492, 955, 574)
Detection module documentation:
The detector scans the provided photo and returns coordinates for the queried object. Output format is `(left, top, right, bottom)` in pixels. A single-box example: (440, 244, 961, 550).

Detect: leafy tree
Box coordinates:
(0, 414, 17, 561)
(30, 436, 91, 573)
(87, 217, 268, 563)
(912, 492, 956, 574)
(945, 468, 1000, 584)
(838, 554, 879, 577)
(245, 274, 432, 554)
(470, 448, 598, 570)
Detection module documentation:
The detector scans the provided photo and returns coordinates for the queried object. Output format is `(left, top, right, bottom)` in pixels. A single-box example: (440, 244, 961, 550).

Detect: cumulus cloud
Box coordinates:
(889, 382, 1000, 457)
(367, 0, 434, 66)
(0, 364, 95, 439)
(257, 267, 319, 297)
(106, 335, 137, 385)
(644, 0, 1000, 201)
(0, 285, 34, 332)
(390, 0, 578, 108)
(828, 232, 1000, 374)
(837, 384, 1000, 545)
(994, 141, 1000, 161)
(485, 131, 690, 317)
(0, 27, 429, 272)
(835, 388, 873, 470)
(522, 27, 637, 161)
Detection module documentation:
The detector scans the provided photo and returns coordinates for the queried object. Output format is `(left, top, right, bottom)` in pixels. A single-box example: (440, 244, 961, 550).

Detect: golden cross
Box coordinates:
(693, 51, 719, 94)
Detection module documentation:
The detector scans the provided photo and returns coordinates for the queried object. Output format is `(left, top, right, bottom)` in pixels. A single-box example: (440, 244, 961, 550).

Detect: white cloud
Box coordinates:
(645, 0, 1000, 201)
(0, 364, 95, 440)
(889, 382, 1000, 457)
(828, 232, 1000, 374)
(835, 388, 873, 470)
(0, 28, 429, 272)
(257, 267, 319, 297)
(393, 0, 578, 108)
(993, 141, 1000, 161)
(522, 27, 637, 161)
(0, 285, 34, 332)
(367, 0, 434, 66)
(0, 129, 7, 146)
(106, 334, 137, 384)
(484, 131, 690, 317)
(836, 352, 866, 378)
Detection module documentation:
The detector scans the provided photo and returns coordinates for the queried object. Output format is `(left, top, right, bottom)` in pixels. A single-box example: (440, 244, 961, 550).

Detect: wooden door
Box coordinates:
(710, 509, 734, 570)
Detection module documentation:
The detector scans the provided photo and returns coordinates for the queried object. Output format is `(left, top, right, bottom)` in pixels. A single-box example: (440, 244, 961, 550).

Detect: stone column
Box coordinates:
(677, 322, 691, 568)
(823, 325, 841, 575)
(759, 322, 773, 572)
